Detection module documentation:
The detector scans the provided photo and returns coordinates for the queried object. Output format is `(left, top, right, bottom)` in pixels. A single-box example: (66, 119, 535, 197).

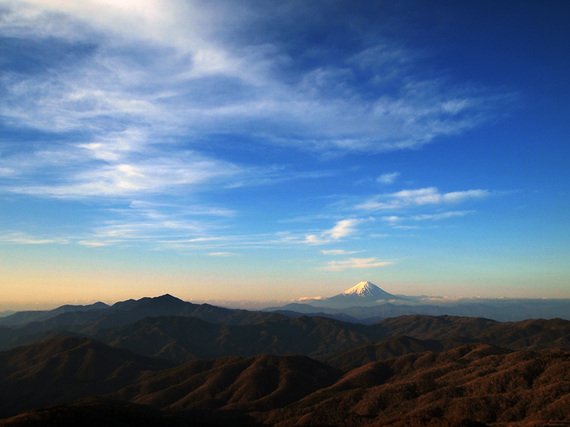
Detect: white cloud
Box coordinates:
(356, 187, 489, 211)
(412, 211, 471, 221)
(377, 172, 400, 185)
(381, 211, 471, 226)
(0, 233, 68, 245)
(305, 218, 361, 245)
(328, 219, 360, 239)
(382, 215, 402, 223)
(321, 249, 360, 255)
(0, 167, 16, 176)
(78, 241, 108, 247)
(304, 234, 329, 245)
(0, 1, 514, 161)
(0, 1, 511, 257)
(8, 151, 243, 198)
(319, 257, 392, 272)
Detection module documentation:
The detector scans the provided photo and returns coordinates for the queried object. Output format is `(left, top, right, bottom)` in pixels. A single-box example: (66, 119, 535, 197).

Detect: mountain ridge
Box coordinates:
(2, 339, 568, 426)
(0, 297, 569, 425)
(340, 281, 394, 298)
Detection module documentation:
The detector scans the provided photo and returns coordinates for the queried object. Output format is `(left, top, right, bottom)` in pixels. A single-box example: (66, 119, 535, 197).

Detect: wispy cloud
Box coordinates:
(412, 211, 472, 221)
(305, 218, 362, 245)
(321, 249, 360, 255)
(77, 241, 108, 248)
(356, 187, 489, 211)
(377, 172, 400, 185)
(0, 1, 510, 260)
(0, 233, 68, 245)
(0, 1, 514, 163)
(4, 145, 244, 199)
(319, 257, 392, 271)
(382, 210, 471, 224)
(208, 252, 237, 257)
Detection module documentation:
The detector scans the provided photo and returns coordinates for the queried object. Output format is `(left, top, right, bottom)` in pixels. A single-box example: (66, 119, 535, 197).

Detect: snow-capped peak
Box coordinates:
(342, 281, 384, 297)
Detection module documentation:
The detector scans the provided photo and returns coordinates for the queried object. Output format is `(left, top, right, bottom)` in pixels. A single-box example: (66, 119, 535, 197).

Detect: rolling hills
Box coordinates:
(0, 341, 568, 426)
(0, 294, 569, 425)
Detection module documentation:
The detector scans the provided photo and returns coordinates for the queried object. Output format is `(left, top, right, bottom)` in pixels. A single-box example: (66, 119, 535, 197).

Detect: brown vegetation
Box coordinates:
(1, 311, 569, 425)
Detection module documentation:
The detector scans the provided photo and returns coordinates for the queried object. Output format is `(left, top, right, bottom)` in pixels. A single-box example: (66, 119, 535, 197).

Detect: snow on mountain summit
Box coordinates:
(339, 281, 395, 299)
(289, 281, 403, 309)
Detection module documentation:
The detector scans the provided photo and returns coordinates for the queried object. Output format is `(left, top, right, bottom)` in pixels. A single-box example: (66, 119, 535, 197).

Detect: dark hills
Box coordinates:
(114, 353, 339, 413)
(0, 398, 189, 427)
(0, 295, 569, 425)
(0, 302, 109, 328)
(93, 315, 377, 364)
(1, 342, 568, 426)
(0, 337, 170, 418)
(1, 296, 570, 366)
(0, 295, 289, 352)
(91, 313, 570, 365)
(265, 344, 570, 426)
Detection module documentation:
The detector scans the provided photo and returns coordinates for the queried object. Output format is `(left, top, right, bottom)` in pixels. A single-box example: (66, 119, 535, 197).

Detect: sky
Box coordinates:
(1, 0, 569, 309)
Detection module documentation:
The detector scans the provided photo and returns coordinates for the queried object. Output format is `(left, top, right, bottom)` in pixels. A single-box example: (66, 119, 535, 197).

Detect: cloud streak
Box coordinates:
(305, 219, 362, 245)
(377, 172, 400, 185)
(0, 1, 510, 263)
(356, 187, 489, 211)
(0, 1, 514, 158)
(321, 249, 360, 255)
(319, 257, 393, 272)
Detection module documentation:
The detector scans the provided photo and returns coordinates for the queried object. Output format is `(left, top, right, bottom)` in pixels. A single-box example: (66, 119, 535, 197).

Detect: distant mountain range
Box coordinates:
(0, 328, 569, 425)
(290, 281, 403, 309)
(1, 294, 569, 364)
(325, 280, 404, 306)
(264, 281, 570, 322)
(0, 293, 569, 425)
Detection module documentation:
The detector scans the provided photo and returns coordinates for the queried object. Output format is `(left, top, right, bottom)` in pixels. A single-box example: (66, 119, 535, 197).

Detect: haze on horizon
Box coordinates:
(1, 0, 569, 310)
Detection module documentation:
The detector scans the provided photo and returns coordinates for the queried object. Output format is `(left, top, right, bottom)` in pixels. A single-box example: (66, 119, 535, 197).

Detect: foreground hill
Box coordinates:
(1, 344, 568, 426)
(0, 398, 188, 427)
(1, 295, 569, 424)
(0, 337, 170, 418)
(114, 354, 339, 413)
(322, 335, 464, 369)
(265, 344, 570, 426)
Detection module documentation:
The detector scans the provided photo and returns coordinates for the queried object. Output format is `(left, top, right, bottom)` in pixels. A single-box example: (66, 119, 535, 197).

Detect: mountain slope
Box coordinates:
(8, 343, 566, 426)
(0, 295, 291, 352)
(341, 281, 396, 299)
(0, 302, 109, 328)
(93, 315, 379, 364)
(0, 335, 569, 425)
(317, 281, 403, 308)
(323, 335, 464, 369)
(114, 354, 339, 413)
(0, 337, 170, 418)
(0, 398, 190, 427)
(264, 345, 570, 426)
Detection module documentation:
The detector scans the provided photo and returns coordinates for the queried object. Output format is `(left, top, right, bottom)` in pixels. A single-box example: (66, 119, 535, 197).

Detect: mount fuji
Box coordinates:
(278, 281, 404, 311)
(262, 281, 414, 317)
(339, 281, 395, 299)
(324, 281, 401, 307)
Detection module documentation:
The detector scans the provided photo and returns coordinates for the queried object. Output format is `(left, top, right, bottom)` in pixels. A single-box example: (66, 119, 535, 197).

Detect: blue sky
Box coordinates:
(1, 0, 568, 308)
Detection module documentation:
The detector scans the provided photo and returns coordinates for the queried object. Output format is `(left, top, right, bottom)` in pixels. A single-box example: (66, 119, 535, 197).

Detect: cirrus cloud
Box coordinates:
(318, 257, 393, 272)
(305, 218, 362, 245)
(356, 187, 489, 211)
